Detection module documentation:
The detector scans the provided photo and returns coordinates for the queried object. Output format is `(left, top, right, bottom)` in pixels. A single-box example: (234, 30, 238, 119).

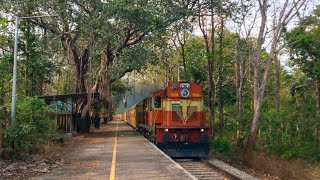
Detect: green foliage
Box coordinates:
(285, 5, 320, 79)
(19, 21, 59, 96)
(185, 36, 208, 83)
(3, 97, 56, 159)
(0, 0, 318, 164)
(268, 143, 320, 161)
(0, 17, 8, 24)
(51, 134, 67, 144)
(0, 54, 12, 107)
(211, 138, 235, 157)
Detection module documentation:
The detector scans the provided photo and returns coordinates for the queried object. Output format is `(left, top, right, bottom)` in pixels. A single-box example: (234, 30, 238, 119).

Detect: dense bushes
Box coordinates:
(211, 137, 235, 158)
(209, 85, 320, 162)
(3, 97, 56, 159)
(268, 143, 320, 161)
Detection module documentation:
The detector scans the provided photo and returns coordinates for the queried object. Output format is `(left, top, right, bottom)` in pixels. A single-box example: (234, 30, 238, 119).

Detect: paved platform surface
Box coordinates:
(32, 120, 195, 180)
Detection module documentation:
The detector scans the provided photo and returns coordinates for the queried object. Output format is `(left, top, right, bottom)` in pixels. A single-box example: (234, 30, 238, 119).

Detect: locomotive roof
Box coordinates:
(149, 81, 202, 98)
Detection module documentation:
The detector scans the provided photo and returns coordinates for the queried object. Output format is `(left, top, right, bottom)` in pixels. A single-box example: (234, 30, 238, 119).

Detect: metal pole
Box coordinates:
(11, 16, 19, 128)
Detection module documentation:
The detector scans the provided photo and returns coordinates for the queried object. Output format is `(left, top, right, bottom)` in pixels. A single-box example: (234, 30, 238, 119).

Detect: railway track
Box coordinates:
(175, 159, 227, 180)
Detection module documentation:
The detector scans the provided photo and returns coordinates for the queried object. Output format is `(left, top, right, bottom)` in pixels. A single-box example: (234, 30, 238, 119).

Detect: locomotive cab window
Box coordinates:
(154, 96, 161, 108)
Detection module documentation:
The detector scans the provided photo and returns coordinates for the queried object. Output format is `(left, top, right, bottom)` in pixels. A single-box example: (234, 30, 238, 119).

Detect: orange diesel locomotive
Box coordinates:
(123, 81, 210, 157)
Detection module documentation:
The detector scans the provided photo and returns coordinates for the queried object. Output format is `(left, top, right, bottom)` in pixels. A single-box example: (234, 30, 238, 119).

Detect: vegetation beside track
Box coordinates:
(1, 2, 320, 179)
(1, 97, 60, 159)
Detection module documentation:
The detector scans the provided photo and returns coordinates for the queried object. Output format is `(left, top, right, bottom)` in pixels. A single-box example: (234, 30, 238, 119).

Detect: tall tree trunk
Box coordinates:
(236, 35, 248, 147)
(245, 59, 263, 162)
(24, 10, 32, 96)
(218, 16, 224, 134)
(76, 48, 89, 131)
(198, 4, 216, 138)
(40, 79, 43, 95)
(106, 83, 113, 121)
(244, 0, 267, 162)
(103, 68, 112, 122)
(207, 12, 216, 138)
(181, 44, 187, 81)
(25, 20, 31, 96)
(236, 58, 244, 147)
(65, 35, 88, 93)
(25, 52, 29, 96)
(76, 48, 89, 93)
(65, 33, 92, 132)
(243, 0, 303, 162)
(317, 78, 320, 149)
(208, 59, 215, 138)
(98, 44, 114, 122)
(275, 54, 281, 114)
(274, 54, 282, 142)
(174, 28, 187, 81)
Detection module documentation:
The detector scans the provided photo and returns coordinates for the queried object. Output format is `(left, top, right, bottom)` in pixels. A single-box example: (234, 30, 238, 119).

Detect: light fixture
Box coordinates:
(181, 89, 189, 97)
(180, 83, 190, 89)
(172, 84, 177, 90)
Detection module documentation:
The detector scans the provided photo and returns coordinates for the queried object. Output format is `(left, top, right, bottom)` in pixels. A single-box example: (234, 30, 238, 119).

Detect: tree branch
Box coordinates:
(73, 0, 93, 15)
(126, 32, 145, 46)
(110, 67, 134, 84)
(29, 19, 59, 35)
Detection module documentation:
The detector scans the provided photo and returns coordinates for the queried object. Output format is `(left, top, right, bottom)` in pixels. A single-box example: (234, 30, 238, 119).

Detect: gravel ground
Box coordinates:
(206, 158, 259, 180)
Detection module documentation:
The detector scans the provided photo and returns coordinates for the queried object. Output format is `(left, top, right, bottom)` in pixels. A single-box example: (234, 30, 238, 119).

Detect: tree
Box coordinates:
(1, 0, 195, 131)
(196, 0, 238, 137)
(197, 0, 218, 137)
(19, 20, 58, 96)
(88, 0, 195, 121)
(170, 20, 192, 81)
(285, 5, 320, 148)
(244, 0, 307, 162)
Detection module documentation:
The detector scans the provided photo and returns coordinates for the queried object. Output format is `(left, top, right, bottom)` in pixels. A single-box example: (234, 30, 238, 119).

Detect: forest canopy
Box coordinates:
(0, 0, 319, 168)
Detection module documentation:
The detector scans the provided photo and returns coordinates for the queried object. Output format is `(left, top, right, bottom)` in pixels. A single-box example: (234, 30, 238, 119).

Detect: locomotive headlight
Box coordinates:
(180, 83, 190, 89)
(181, 89, 190, 97)
(164, 129, 169, 132)
(172, 84, 178, 90)
(200, 129, 204, 132)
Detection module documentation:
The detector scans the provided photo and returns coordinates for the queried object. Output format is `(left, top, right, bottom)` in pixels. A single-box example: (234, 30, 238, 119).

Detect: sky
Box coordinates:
(190, 0, 319, 72)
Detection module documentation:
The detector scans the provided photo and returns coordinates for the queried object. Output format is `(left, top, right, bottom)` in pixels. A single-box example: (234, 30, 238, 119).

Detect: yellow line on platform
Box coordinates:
(109, 121, 119, 180)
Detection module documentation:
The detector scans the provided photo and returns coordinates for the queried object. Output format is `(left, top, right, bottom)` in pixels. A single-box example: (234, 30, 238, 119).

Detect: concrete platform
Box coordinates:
(31, 120, 196, 180)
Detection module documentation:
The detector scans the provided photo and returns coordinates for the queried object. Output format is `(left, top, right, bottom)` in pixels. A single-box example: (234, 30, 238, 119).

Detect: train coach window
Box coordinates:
(154, 96, 161, 108)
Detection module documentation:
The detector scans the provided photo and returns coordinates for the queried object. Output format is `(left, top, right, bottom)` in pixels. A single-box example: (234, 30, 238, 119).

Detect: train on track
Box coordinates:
(118, 81, 211, 157)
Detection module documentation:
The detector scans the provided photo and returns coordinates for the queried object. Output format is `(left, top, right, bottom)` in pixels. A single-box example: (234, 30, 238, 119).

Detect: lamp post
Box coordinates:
(11, 15, 57, 128)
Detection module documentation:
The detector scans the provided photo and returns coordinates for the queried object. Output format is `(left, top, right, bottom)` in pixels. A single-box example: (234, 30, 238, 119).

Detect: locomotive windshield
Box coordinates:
(172, 105, 182, 121)
(187, 106, 198, 120)
(155, 96, 161, 108)
(170, 100, 201, 122)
